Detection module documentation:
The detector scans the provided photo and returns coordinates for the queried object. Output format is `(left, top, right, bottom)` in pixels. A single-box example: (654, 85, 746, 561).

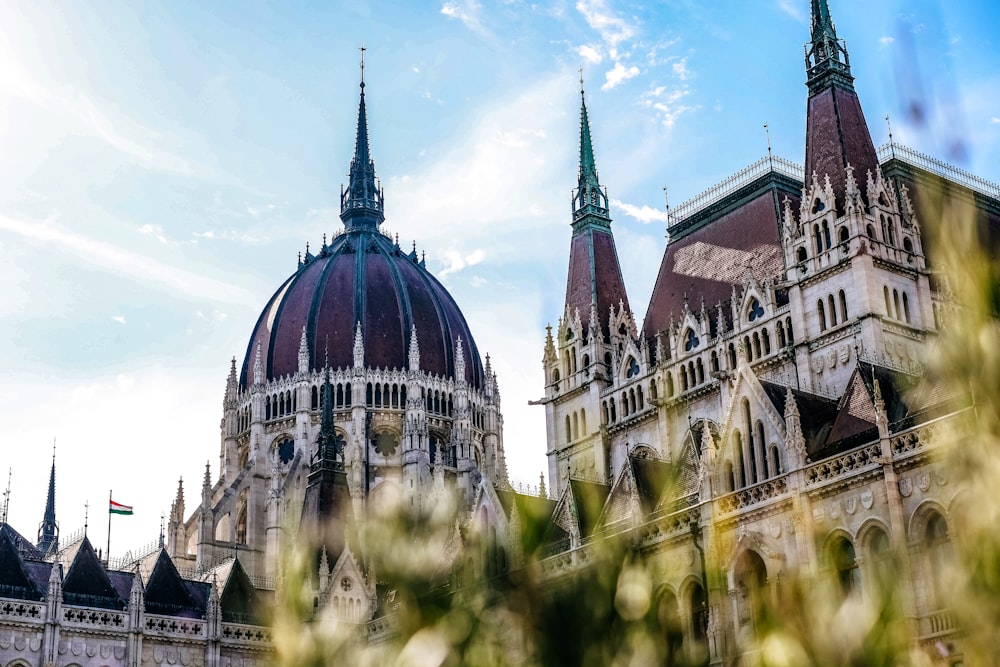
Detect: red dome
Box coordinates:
(240, 227, 485, 389)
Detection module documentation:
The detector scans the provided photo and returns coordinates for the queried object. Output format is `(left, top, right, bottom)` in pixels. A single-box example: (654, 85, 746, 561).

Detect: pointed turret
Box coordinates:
(316, 368, 342, 467)
(37, 444, 58, 555)
(340, 50, 385, 230)
(563, 80, 631, 341)
(803, 0, 878, 212)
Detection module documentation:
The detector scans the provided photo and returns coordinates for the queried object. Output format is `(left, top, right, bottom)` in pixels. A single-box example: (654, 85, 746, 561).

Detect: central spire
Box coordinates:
(805, 0, 853, 94)
(340, 47, 385, 230)
(37, 441, 59, 555)
(572, 75, 610, 229)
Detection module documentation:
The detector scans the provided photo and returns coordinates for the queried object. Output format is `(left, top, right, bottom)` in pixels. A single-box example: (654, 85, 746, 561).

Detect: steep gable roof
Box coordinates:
(220, 557, 261, 624)
(63, 536, 125, 609)
(144, 549, 203, 617)
(759, 381, 840, 458)
(0, 525, 43, 600)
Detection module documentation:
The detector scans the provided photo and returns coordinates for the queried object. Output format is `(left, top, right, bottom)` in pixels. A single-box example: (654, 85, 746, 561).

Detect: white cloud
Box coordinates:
(139, 223, 167, 244)
(577, 44, 604, 64)
(777, 0, 804, 22)
(602, 62, 640, 90)
(0, 213, 257, 305)
(641, 84, 700, 128)
(575, 0, 635, 48)
(438, 248, 486, 277)
(672, 57, 691, 81)
(612, 199, 669, 224)
(880, 36, 895, 46)
(112, 315, 127, 325)
(992, 118, 1000, 124)
(441, 0, 490, 37)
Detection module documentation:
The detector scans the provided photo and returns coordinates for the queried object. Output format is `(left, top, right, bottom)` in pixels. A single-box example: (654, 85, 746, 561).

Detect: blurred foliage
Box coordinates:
(269, 185, 998, 666)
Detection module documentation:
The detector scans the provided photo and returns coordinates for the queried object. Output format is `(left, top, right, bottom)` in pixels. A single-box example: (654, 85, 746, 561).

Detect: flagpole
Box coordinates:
(107, 489, 112, 566)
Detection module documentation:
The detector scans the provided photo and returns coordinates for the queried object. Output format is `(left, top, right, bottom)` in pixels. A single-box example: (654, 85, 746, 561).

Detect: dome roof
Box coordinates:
(239, 228, 484, 389)
(239, 77, 484, 390)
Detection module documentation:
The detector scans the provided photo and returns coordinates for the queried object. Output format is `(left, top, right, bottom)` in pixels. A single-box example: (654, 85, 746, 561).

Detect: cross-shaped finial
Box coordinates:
(360, 45, 366, 86)
(764, 122, 772, 155)
(579, 66, 584, 94)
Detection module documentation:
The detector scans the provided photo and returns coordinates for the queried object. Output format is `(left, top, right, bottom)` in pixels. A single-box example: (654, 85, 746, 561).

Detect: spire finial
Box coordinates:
(579, 66, 584, 95)
(2, 468, 11, 524)
(360, 44, 366, 87)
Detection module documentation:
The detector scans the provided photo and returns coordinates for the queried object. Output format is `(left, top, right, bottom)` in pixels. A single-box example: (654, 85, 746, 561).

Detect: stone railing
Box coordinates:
(144, 614, 205, 638)
(0, 600, 44, 623)
(367, 615, 396, 643)
(717, 476, 788, 515)
(63, 606, 126, 629)
(890, 424, 933, 458)
(221, 622, 272, 647)
(919, 608, 957, 638)
(805, 444, 882, 488)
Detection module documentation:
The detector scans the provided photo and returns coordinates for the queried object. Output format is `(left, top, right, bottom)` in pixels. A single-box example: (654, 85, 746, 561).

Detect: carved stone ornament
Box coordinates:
(829, 501, 841, 520)
(839, 345, 850, 364)
(936, 470, 948, 486)
(769, 520, 782, 538)
(813, 357, 824, 374)
(861, 489, 874, 509)
(827, 350, 837, 369)
(845, 497, 857, 515)
(898, 478, 913, 497)
(813, 507, 825, 525)
(917, 473, 930, 492)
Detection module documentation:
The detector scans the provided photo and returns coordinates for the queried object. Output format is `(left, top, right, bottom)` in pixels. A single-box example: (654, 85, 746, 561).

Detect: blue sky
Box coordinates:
(1, 0, 998, 556)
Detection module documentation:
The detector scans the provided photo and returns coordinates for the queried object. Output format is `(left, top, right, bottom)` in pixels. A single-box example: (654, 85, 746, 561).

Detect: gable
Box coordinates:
(145, 549, 202, 617)
(220, 558, 261, 624)
(63, 537, 124, 609)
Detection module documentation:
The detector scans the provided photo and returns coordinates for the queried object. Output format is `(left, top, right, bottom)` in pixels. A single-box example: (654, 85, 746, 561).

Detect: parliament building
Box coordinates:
(1, 1, 997, 664)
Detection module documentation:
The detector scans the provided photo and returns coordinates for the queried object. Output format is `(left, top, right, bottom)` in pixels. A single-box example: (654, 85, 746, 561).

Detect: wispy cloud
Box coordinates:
(777, 0, 805, 22)
(112, 315, 127, 325)
(439, 248, 486, 277)
(576, 0, 635, 47)
(139, 223, 167, 244)
(641, 84, 700, 128)
(613, 199, 669, 224)
(577, 44, 604, 64)
(880, 36, 895, 46)
(603, 62, 640, 90)
(441, 0, 491, 37)
(0, 213, 257, 305)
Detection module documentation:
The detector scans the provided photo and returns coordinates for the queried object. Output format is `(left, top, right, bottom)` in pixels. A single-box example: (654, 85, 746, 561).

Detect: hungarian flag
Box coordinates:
(109, 500, 133, 516)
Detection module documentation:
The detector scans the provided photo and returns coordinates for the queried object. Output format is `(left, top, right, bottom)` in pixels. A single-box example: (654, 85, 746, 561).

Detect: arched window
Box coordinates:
(753, 332, 761, 359)
(602, 401, 609, 425)
(839, 290, 848, 323)
(768, 445, 781, 475)
(689, 582, 708, 643)
(797, 247, 808, 264)
(725, 461, 736, 492)
(831, 536, 860, 598)
(777, 321, 786, 348)
(822, 220, 832, 249)
(681, 366, 689, 391)
(925, 513, 953, 609)
(902, 293, 911, 324)
(666, 372, 674, 397)
(564, 415, 571, 444)
(884, 286, 893, 319)
(762, 329, 771, 355)
(637, 386, 644, 410)
(785, 318, 793, 344)
(893, 289, 901, 321)
(659, 589, 683, 656)
(728, 343, 737, 369)
(866, 223, 875, 239)
(818, 299, 827, 331)
(710, 350, 719, 373)
(650, 380, 658, 401)
(744, 336, 752, 361)
(867, 528, 893, 597)
(903, 237, 914, 253)
(733, 430, 746, 488)
(572, 412, 579, 441)
(734, 550, 768, 635)
(580, 409, 587, 435)
(610, 398, 617, 422)
(813, 224, 823, 254)
(696, 359, 704, 384)
(838, 226, 849, 244)
(755, 421, 767, 479)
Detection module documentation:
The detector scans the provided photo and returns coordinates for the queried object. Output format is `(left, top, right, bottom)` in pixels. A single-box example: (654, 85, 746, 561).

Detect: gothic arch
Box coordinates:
(907, 499, 949, 545)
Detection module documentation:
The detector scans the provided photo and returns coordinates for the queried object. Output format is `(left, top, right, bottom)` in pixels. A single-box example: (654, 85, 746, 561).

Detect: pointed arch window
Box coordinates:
(625, 357, 640, 378)
(748, 298, 765, 322)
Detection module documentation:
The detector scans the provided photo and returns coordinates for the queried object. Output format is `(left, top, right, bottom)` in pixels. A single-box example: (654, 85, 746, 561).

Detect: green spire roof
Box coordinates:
(572, 86, 610, 229)
(805, 0, 853, 94)
(340, 57, 385, 230)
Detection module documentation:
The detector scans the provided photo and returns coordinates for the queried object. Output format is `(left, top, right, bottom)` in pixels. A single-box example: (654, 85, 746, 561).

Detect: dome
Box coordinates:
(239, 228, 485, 389)
(239, 78, 484, 390)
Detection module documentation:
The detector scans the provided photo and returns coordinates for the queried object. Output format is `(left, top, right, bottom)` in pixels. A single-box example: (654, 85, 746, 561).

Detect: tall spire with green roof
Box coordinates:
(341, 47, 385, 229)
(805, 0, 853, 94)
(572, 78, 610, 229)
(37, 442, 59, 555)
